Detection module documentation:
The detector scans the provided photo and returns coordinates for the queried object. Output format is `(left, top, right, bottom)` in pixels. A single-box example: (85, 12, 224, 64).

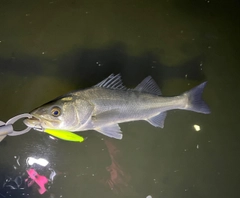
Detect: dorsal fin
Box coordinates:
(94, 74, 127, 90)
(134, 76, 162, 95)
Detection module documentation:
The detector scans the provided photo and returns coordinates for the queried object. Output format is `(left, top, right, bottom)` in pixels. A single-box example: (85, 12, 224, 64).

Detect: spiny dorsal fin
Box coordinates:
(134, 76, 162, 95)
(94, 74, 127, 90)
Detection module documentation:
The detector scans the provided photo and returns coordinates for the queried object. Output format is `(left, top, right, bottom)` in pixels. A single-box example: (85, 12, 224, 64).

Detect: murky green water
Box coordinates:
(0, 0, 239, 198)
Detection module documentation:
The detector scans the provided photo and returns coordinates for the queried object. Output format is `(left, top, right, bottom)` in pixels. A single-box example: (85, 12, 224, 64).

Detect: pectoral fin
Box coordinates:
(95, 124, 123, 140)
(146, 112, 167, 128)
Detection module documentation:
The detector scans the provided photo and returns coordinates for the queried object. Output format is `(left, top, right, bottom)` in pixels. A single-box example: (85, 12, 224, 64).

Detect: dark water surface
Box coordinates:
(0, 0, 239, 198)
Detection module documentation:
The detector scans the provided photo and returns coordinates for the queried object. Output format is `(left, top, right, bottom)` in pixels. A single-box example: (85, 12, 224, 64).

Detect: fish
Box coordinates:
(24, 74, 210, 140)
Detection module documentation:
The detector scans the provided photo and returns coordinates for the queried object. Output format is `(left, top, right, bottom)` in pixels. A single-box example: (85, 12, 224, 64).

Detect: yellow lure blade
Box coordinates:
(44, 129, 84, 142)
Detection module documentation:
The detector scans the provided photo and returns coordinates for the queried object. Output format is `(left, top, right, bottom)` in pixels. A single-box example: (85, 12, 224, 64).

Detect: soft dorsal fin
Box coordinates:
(94, 74, 127, 90)
(134, 76, 162, 95)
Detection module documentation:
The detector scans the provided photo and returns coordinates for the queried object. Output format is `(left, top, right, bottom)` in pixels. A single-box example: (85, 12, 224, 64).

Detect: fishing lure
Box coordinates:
(44, 129, 84, 142)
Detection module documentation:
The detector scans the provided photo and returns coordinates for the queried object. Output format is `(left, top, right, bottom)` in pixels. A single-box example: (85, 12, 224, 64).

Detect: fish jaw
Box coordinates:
(24, 115, 61, 131)
(24, 116, 43, 130)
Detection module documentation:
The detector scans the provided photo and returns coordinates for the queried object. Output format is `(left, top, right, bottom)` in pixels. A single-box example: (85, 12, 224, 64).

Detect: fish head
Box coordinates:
(24, 96, 78, 131)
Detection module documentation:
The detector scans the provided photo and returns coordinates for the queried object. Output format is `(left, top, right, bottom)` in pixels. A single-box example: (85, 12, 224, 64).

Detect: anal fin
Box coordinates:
(146, 112, 167, 128)
(95, 124, 123, 140)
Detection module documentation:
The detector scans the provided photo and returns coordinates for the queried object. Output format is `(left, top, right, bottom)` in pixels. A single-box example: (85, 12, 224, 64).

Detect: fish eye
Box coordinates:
(51, 107, 61, 117)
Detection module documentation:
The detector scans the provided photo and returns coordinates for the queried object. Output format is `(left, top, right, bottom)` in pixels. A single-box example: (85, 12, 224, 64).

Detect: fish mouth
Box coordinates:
(23, 116, 43, 131)
(24, 115, 61, 131)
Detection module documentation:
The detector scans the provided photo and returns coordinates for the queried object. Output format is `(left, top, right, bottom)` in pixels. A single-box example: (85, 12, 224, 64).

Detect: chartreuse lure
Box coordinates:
(44, 129, 84, 142)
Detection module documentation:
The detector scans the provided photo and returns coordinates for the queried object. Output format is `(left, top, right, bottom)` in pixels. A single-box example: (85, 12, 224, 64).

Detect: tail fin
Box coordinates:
(184, 82, 210, 114)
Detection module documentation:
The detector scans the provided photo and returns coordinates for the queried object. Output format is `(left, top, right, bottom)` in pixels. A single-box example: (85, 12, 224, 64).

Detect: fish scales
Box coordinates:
(24, 74, 210, 139)
(78, 87, 183, 121)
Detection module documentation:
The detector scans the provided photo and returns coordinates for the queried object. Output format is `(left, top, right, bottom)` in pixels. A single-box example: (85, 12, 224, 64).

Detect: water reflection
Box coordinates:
(0, 136, 133, 197)
(101, 138, 131, 193)
(0, 155, 56, 197)
(26, 168, 48, 194)
(26, 157, 49, 167)
(3, 175, 24, 190)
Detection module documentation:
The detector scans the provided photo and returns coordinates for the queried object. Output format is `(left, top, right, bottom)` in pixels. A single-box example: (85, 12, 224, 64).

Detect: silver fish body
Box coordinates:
(24, 74, 210, 139)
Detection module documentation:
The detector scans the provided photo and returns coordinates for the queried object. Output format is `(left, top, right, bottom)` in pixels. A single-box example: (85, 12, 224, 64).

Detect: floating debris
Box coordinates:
(193, 124, 201, 131)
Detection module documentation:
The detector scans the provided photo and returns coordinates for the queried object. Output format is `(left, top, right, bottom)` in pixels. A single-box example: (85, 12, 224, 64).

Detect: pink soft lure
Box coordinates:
(26, 169, 48, 194)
